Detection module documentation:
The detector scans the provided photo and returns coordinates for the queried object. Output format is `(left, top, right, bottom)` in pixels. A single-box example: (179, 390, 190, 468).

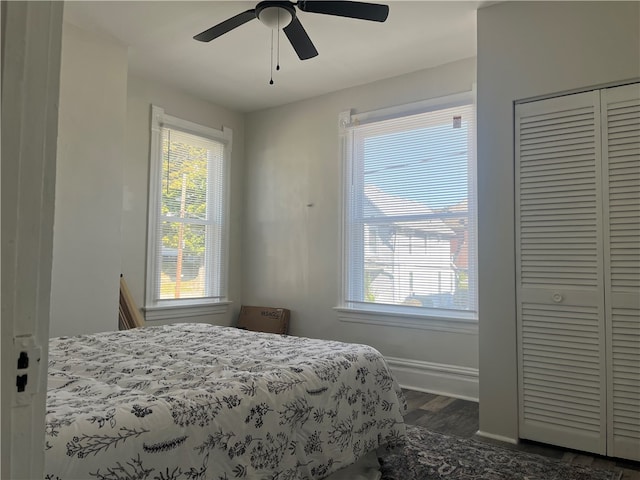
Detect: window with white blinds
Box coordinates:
(146, 106, 231, 311)
(340, 92, 477, 320)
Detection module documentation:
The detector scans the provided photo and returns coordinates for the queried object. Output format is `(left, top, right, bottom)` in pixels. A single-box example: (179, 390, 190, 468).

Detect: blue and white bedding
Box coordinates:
(45, 323, 406, 480)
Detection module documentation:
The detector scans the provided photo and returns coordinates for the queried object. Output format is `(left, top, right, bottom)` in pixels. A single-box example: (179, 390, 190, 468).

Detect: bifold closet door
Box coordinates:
(515, 91, 607, 455)
(602, 83, 640, 461)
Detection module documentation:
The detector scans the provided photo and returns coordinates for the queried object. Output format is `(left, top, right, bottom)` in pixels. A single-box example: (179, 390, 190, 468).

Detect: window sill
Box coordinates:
(143, 301, 231, 322)
(334, 307, 478, 334)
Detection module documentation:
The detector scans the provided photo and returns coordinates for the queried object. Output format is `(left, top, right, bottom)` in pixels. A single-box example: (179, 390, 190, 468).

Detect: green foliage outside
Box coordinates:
(162, 140, 209, 257)
(160, 272, 204, 299)
(365, 271, 376, 302)
(453, 270, 469, 308)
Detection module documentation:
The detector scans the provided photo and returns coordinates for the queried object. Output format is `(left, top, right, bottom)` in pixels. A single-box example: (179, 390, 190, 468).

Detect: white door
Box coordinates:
(602, 83, 640, 461)
(515, 90, 607, 455)
(1, 2, 64, 478)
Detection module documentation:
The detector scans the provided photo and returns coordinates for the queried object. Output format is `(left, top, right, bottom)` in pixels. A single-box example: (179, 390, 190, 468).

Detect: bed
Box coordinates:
(45, 323, 407, 480)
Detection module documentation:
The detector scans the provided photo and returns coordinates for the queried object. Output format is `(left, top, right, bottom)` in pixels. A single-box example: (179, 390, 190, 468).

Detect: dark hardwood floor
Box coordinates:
(402, 389, 640, 480)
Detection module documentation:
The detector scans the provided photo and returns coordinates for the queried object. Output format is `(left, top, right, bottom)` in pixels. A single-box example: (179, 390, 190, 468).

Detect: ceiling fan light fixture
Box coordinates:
(257, 5, 293, 29)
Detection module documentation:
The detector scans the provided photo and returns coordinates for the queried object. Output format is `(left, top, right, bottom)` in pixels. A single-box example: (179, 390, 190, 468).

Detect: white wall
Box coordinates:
(477, 1, 640, 441)
(49, 22, 128, 337)
(244, 58, 479, 396)
(122, 75, 245, 326)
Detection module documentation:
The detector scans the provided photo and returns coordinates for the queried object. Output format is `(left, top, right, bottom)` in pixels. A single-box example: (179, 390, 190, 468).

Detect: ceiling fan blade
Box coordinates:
(283, 17, 318, 60)
(194, 9, 256, 42)
(297, 1, 389, 22)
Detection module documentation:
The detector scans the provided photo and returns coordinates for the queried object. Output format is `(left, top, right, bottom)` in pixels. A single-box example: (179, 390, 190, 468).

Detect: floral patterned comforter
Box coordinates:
(45, 323, 406, 480)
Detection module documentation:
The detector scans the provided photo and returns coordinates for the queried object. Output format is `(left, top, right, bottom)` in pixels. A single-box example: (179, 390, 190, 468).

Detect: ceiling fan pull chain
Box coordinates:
(269, 28, 274, 85)
(276, 10, 281, 71)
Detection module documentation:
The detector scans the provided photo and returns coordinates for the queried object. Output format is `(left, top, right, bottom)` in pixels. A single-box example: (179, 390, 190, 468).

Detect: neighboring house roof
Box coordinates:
(364, 185, 456, 237)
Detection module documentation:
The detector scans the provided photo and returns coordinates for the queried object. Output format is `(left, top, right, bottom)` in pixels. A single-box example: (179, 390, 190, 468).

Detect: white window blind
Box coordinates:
(341, 94, 477, 319)
(147, 106, 231, 309)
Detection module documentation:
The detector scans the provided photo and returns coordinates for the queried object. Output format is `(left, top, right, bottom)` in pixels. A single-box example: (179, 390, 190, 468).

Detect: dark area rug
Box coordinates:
(378, 425, 622, 480)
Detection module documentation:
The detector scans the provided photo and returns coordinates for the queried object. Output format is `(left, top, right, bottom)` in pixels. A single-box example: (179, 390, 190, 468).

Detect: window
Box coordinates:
(145, 106, 232, 319)
(339, 92, 477, 327)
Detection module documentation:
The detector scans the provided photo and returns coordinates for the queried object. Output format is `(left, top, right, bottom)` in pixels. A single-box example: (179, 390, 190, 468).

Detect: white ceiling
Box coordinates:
(64, 1, 480, 112)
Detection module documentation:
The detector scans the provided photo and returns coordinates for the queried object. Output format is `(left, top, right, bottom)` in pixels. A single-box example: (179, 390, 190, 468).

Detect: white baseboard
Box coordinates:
(385, 356, 479, 402)
(476, 430, 519, 445)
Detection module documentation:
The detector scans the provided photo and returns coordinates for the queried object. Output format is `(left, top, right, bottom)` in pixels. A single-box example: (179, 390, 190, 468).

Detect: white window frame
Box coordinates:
(144, 105, 232, 321)
(336, 91, 478, 334)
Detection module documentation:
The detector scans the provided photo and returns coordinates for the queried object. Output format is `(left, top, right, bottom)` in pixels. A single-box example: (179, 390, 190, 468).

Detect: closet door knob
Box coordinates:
(552, 293, 563, 303)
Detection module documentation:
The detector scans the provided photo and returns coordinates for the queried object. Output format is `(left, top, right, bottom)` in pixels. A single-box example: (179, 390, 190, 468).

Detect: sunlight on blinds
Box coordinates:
(156, 127, 225, 300)
(345, 101, 477, 314)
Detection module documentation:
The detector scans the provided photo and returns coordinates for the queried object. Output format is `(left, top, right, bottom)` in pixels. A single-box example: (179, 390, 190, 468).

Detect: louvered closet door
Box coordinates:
(602, 83, 640, 461)
(515, 91, 607, 455)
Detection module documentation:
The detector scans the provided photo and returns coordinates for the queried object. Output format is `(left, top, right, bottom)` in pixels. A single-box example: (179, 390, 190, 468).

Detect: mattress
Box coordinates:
(45, 323, 406, 479)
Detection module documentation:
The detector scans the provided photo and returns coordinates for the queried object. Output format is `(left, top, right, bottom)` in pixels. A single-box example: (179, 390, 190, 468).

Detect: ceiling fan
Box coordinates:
(194, 1, 390, 61)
